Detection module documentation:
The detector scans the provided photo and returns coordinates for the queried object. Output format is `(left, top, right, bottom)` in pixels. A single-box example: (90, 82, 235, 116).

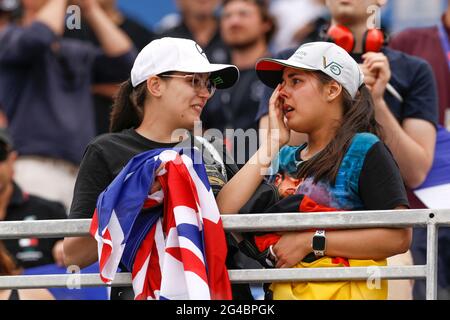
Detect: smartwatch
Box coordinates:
(312, 230, 326, 257)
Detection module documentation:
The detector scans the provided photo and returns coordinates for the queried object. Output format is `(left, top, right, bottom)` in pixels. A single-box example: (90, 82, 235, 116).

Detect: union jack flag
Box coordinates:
(89, 148, 232, 300)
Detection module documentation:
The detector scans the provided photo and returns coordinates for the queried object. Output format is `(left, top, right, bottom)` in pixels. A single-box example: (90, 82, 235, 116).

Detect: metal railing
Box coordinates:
(1, 208, 450, 300)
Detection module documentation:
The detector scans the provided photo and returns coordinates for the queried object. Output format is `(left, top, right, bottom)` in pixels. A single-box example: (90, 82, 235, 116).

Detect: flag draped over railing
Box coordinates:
(89, 148, 232, 300)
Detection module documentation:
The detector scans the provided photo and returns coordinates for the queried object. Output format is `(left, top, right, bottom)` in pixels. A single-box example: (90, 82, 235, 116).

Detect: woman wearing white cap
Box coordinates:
(243, 41, 411, 299)
(63, 37, 282, 300)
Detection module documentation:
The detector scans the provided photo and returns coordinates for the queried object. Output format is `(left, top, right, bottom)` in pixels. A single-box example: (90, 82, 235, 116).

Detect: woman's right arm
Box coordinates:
(63, 236, 98, 269)
(63, 144, 112, 269)
(217, 85, 290, 214)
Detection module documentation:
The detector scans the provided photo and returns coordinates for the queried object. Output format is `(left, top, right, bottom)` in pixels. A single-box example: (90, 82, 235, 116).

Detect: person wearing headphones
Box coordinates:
(256, 0, 438, 299)
(389, 0, 450, 299)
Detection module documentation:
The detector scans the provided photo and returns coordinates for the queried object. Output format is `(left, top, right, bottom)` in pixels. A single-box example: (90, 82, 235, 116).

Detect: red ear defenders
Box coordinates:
(324, 24, 386, 53)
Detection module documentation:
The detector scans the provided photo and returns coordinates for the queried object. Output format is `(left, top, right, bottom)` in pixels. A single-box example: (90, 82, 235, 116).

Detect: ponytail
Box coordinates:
(110, 79, 147, 133)
(297, 73, 383, 185)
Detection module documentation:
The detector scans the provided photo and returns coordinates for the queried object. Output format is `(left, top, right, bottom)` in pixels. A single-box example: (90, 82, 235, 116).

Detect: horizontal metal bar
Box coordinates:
(230, 265, 427, 283)
(223, 209, 450, 232)
(1, 209, 450, 239)
(0, 273, 131, 290)
(0, 219, 88, 239)
(0, 266, 427, 290)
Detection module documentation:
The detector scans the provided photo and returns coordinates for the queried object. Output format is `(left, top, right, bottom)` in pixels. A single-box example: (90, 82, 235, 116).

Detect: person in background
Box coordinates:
(0, 129, 66, 269)
(0, 0, 136, 211)
(269, 0, 327, 51)
(0, 241, 54, 300)
(389, 0, 450, 300)
(201, 0, 276, 165)
(326, 0, 436, 300)
(65, 0, 155, 135)
(159, 0, 230, 64)
(390, 0, 449, 129)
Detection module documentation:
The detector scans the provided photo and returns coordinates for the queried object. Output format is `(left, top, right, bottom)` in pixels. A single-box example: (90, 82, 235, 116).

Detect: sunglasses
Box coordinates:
(160, 74, 216, 97)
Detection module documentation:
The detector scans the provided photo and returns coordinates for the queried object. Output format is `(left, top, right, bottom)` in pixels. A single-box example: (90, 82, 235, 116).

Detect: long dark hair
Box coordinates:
(109, 79, 148, 133)
(296, 71, 383, 185)
(109, 72, 178, 133)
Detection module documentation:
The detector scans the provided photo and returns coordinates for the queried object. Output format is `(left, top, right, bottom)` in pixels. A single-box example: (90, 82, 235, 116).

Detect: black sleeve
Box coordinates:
(401, 58, 439, 127)
(359, 142, 409, 210)
(69, 144, 113, 219)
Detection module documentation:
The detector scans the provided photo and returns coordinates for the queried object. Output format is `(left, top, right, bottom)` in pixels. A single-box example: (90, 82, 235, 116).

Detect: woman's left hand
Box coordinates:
(272, 231, 313, 268)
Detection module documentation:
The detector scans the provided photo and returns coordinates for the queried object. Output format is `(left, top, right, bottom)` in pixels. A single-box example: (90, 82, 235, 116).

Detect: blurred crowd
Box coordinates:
(0, 0, 449, 300)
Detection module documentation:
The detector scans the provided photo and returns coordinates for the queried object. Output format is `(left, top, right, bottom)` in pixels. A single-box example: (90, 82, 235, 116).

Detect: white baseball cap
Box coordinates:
(256, 42, 364, 98)
(131, 37, 239, 89)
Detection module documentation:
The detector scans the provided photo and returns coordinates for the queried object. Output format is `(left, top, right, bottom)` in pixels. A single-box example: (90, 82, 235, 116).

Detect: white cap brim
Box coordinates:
(164, 64, 240, 89)
(132, 63, 239, 89)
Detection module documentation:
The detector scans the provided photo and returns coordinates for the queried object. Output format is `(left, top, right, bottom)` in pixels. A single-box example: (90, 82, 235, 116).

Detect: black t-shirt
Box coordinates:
(3, 184, 67, 269)
(64, 17, 155, 135)
(202, 69, 264, 132)
(291, 138, 409, 210)
(358, 142, 409, 210)
(69, 128, 236, 219)
(119, 18, 156, 51)
(68, 128, 253, 300)
(158, 21, 231, 64)
(64, 17, 155, 51)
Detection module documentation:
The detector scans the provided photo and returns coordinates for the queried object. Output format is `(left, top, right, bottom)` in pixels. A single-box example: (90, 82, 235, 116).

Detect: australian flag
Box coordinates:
(89, 148, 232, 300)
